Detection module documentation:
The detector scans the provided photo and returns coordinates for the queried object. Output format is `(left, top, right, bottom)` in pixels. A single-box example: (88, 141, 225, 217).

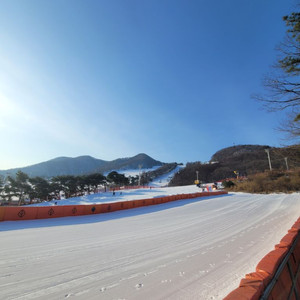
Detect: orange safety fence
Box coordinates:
(140, 199, 148, 206)
(4, 206, 39, 221)
(224, 218, 300, 300)
(134, 200, 144, 208)
(104, 202, 124, 213)
(36, 206, 65, 219)
(144, 198, 156, 206)
(0, 206, 5, 221)
(162, 197, 169, 203)
(119, 201, 129, 210)
(63, 205, 86, 217)
(0, 190, 228, 222)
(157, 197, 164, 204)
(84, 204, 103, 215)
(126, 200, 136, 209)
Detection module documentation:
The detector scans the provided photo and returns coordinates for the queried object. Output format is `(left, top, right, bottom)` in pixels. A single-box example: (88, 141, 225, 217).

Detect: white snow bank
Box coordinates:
(31, 184, 201, 206)
(1, 192, 300, 299)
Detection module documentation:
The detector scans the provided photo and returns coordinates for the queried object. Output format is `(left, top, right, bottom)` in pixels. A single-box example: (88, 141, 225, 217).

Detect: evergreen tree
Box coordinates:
(107, 171, 129, 186)
(5, 171, 32, 205)
(84, 173, 106, 194)
(51, 175, 78, 199)
(29, 176, 51, 201)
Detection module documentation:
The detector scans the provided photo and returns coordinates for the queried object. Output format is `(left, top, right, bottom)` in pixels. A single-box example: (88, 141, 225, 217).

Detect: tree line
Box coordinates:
(0, 170, 140, 206)
(169, 145, 300, 187)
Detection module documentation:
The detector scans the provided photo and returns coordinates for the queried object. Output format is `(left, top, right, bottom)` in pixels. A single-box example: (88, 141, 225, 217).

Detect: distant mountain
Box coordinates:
(169, 144, 300, 186)
(0, 153, 164, 178)
(99, 153, 163, 173)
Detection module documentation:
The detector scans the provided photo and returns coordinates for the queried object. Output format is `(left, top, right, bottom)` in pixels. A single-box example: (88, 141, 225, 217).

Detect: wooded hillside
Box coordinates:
(169, 144, 300, 186)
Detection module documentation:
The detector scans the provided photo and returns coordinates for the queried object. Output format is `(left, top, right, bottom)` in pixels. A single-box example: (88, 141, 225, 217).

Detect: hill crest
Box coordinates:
(0, 153, 163, 178)
(169, 144, 300, 186)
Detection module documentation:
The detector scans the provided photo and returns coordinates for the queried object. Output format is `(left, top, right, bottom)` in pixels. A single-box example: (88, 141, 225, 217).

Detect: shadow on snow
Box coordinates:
(0, 194, 230, 232)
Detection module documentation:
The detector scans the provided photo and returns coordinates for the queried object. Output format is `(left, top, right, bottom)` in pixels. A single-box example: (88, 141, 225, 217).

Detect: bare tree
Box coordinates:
(255, 10, 300, 139)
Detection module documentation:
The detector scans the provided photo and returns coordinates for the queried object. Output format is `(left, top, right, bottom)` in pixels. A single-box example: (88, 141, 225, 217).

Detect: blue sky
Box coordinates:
(0, 0, 296, 169)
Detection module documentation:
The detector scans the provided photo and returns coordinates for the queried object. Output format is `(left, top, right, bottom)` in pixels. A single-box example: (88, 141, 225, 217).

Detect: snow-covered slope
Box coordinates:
(31, 183, 196, 206)
(116, 166, 161, 177)
(150, 164, 184, 187)
(117, 164, 182, 187)
(1, 191, 300, 299)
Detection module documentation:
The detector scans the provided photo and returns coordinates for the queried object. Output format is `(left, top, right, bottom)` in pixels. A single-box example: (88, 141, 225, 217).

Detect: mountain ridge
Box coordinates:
(0, 153, 163, 178)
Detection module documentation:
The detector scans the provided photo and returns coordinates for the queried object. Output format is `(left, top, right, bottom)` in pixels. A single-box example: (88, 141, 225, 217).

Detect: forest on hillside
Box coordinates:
(169, 145, 300, 186)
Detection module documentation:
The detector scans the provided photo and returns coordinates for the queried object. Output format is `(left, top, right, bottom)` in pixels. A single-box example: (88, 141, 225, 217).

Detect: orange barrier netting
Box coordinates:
(63, 205, 86, 217)
(36, 206, 64, 219)
(0, 190, 228, 222)
(84, 204, 103, 215)
(4, 206, 39, 221)
(224, 218, 300, 300)
(0, 207, 5, 221)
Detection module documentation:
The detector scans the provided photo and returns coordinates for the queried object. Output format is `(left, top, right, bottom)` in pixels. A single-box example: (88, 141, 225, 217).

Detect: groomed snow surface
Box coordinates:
(1, 186, 300, 300)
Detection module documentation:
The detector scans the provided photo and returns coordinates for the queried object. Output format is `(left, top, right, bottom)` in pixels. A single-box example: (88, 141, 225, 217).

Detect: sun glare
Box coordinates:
(0, 94, 18, 116)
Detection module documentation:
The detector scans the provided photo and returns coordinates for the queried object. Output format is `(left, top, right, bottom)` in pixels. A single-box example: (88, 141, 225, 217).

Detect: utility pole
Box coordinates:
(284, 157, 289, 171)
(265, 149, 272, 171)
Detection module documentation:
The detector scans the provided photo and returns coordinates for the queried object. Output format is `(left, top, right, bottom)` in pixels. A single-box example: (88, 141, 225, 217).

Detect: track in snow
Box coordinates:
(1, 192, 300, 299)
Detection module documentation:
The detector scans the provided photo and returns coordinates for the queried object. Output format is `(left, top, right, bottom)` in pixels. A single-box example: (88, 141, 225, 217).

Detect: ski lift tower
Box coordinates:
(138, 164, 142, 186)
(265, 149, 272, 171)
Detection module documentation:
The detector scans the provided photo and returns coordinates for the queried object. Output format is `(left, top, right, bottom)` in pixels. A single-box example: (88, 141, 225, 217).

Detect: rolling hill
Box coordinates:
(0, 153, 163, 178)
(169, 144, 300, 186)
